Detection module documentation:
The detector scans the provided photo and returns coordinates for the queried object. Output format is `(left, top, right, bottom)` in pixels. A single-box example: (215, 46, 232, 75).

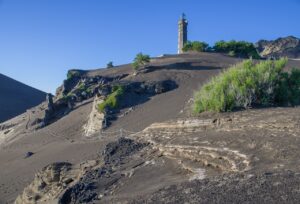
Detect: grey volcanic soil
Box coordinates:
(133, 171, 300, 204)
(0, 73, 46, 123)
(1, 53, 300, 203)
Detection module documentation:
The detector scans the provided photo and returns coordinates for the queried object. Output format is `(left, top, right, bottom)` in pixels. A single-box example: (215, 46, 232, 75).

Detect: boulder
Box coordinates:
(98, 85, 111, 96)
(24, 151, 34, 159)
(145, 80, 178, 94)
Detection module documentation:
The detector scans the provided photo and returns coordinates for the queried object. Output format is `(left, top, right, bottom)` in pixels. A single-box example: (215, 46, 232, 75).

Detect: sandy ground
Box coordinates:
(0, 73, 46, 123)
(0, 53, 300, 203)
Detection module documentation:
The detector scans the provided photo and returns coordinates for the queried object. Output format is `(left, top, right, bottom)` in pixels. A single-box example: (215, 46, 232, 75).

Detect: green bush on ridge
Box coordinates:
(193, 58, 292, 113)
(98, 85, 125, 113)
(182, 41, 209, 52)
(132, 53, 150, 71)
(213, 40, 260, 59)
(275, 68, 300, 106)
(107, 61, 114, 68)
(181, 40, 260, 59)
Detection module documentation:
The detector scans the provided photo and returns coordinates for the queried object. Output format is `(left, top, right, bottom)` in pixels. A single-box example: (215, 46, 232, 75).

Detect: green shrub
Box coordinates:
(132, 53, 150, 70)
(275, 68, 300, 106)
(77, 82, 85, 91)
(62, 92, 75, 101)
(86, 87, 92, 95)
(193, 58, 288, 113)
(107, 61, 114, 68)
(213, 40, 260, 59)
(182, 41, 209, 52)
(98, 85, 125, 113)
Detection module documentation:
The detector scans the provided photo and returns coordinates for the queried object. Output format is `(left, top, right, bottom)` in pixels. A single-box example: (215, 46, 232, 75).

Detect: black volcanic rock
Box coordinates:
(255, 36, 300, 59)
(103, 137, 148, 165)
(0, 73, 46, 123)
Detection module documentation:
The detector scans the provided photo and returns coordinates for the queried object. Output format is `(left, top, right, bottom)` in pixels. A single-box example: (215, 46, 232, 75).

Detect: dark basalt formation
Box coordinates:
(33, 69, 178, 130)
(59, 138, 148, 204)
(103, 137, 148, 165)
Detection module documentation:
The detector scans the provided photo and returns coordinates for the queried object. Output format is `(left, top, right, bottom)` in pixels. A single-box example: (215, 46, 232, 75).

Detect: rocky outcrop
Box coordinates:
(14, 160, 103, 204)
(83, 80, 178, 130)
(0, 122, 18, 145)
(255, 36, 300, 59)
(55, 71, 127, 102)
(25, 76, 177, 132)
(16, 138, 148, 204)
(27, 94, 60, 130)
(83, 96, 106, 137)
(43, 93, 55, 126)
(135, 118, 250, 173)
(15, 162, 75, 204)
(58, 138, 148, 204)
(62, 70, 86, 95)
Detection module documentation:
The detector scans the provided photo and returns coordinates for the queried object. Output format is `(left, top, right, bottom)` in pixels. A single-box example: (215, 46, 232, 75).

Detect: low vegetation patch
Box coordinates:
(213, 40, 260, 59)
(192, 58, 299, 113)
(77, 82, 86, 91)
(107, 61, 114, 68)
(275, 68, 300, 106)
(181, 40, 260, 59)
(132, 53, 150, 71)
(98, 85, 125, 113)
(62, 92, 75, 101)
(182, 41, 209, 52)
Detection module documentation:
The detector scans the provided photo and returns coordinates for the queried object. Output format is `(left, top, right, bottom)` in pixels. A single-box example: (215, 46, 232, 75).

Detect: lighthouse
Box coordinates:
(178, 13, 188, 54)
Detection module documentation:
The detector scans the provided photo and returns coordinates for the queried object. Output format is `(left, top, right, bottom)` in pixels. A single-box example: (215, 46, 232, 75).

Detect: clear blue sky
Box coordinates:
(1, 0, 300, 93)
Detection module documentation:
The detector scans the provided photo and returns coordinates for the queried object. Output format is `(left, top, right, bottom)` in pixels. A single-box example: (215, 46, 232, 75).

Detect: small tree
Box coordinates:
(182, 41, 209, 52)
(107, 61, 114, 68)
(132, 53, 150, 71)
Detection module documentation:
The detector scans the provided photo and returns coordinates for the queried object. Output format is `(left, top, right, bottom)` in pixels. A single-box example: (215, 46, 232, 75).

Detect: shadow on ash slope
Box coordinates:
(16, 107, 300, 203)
